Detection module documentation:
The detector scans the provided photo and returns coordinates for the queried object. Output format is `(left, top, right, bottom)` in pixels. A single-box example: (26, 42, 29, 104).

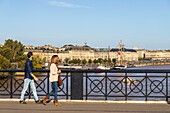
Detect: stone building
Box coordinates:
(143, 50, 170, 60)
(24, 44, 139, 64)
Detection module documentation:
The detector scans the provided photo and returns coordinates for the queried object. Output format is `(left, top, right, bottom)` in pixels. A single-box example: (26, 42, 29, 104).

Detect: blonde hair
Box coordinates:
(46, 55, 59, 69)
(51, 55, 58, 63)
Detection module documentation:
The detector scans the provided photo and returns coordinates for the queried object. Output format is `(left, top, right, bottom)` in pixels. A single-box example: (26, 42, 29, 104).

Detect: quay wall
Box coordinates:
(135, 61, 170, 67)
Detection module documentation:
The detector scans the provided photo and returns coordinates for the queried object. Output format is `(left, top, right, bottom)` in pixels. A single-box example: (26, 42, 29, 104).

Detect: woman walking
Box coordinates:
(41, 55, 61, 106)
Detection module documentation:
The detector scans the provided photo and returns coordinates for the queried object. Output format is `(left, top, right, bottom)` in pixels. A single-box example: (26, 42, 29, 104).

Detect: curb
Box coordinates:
(0, 99, 168, 104)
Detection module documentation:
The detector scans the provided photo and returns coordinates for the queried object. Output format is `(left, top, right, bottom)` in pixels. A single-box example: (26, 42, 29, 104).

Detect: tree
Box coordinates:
(112, 58, 116, 66)
(71, 59, 81, 64)
(0, 39, 26, 69)
(98, 58, 103, 64)
(88, 59, 92, 64)
(103, 58, 108, 64)
(77, 59, 81, 64)
(93, 59, 98, 64)
(2, 39, 25, 62)
(108, 58, 111, 64)
(33, 55, 46, 69)
(0, 55, 10, 69)
(0, 47, 11, 61)
(82, 59, 87, 65)
(68, 60, 73, 64)
(64, 58, 70, 63)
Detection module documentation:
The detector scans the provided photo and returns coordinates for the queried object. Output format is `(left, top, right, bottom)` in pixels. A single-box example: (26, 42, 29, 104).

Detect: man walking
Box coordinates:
(19, 52, 40, 104)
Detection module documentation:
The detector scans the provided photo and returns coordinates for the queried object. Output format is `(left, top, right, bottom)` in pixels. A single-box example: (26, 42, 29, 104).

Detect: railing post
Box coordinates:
(10, 72, 13, 98)
(71, 72, 83, 100)
(145, 73, 148, 101)
(47, 72, 50, 94)
(125, 72, 127, 101)
(105, 72, 108, 100)
(85, 72, 88, 100)
(166, 73, 168, 102)
(66, 72, 69, 100)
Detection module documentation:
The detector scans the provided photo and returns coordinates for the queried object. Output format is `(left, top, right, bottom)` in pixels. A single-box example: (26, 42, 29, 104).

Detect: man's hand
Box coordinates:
(31, 73, 39, 81)
(34, 77, 39, 81)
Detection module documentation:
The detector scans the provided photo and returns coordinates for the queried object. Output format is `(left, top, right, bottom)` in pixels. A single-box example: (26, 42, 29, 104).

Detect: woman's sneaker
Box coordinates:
(19, 100, 27, 104)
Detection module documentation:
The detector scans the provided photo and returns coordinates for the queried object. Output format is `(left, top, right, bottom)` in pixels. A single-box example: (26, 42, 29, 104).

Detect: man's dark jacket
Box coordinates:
(24, 59, 33, 80)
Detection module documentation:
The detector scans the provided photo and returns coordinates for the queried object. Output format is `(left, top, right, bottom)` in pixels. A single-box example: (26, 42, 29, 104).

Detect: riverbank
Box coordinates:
(131, 61, 170, 67)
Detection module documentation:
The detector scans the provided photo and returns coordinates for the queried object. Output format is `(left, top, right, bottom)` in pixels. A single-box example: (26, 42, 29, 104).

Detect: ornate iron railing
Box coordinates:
(0, 69, 170, 101)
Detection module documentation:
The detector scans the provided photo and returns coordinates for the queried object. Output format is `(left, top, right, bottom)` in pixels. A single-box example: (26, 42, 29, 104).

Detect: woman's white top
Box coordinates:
(49, 63, 58, 82)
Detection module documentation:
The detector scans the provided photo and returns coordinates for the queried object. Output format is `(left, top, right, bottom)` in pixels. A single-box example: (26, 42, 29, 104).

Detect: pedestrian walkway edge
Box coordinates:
(0, 99, 168, 104)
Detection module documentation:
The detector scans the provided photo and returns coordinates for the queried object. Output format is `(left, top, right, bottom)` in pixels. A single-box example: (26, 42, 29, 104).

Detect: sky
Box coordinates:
(0, 0, 170, 50)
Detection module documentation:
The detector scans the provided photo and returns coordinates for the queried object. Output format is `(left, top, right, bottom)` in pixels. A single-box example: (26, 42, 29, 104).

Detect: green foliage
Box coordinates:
(98, 58, 103, 64)
(93, 59, 98, 64)
(82, 59, 87, 65)
(76, 59, 81, 64)
(0, 47, 11, 60)
(64, 58, 70, 63)
(33, 55, 46, 69)
(112, 58, 116, 63)
(34, 63, 42, 69)
(68, 59, 82, 64)
(0, 39, 26, 69)
(88, 59, 92, 64)
(2, 39, 25, 62)
(103, 58, 108, 63)
(0, 55, 10, 69)
(108, 58, 111, 63)
(68, 60, 73, 64)
(18, 60, 26, 69)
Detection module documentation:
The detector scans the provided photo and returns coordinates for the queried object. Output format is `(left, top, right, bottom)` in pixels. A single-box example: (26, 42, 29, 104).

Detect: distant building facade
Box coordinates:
(24, 44, 139, 63)
(1, 42, 170, 65)
(142, 50, 170, 60)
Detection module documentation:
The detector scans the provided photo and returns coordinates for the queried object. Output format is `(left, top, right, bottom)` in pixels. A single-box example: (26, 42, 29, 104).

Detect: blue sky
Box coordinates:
(0, 0, 170, 50)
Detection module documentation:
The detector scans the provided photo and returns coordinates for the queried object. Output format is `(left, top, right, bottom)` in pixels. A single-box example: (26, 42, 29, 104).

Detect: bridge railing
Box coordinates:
(0, 69, 170, 101)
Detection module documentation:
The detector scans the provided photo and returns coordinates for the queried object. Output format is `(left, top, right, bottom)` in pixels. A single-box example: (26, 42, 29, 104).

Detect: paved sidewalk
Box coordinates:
(0, 100, 170, 113)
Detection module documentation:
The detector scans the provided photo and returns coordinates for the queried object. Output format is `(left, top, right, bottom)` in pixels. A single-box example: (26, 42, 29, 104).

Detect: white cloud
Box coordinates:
(48, 0, 91, 9)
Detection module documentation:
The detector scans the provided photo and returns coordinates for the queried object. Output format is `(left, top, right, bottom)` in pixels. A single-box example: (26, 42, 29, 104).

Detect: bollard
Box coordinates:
(71, 72, 83, 100)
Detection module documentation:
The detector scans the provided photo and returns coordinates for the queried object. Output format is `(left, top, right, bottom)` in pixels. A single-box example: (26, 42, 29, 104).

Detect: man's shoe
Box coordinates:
(19, 100, 27, 104)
